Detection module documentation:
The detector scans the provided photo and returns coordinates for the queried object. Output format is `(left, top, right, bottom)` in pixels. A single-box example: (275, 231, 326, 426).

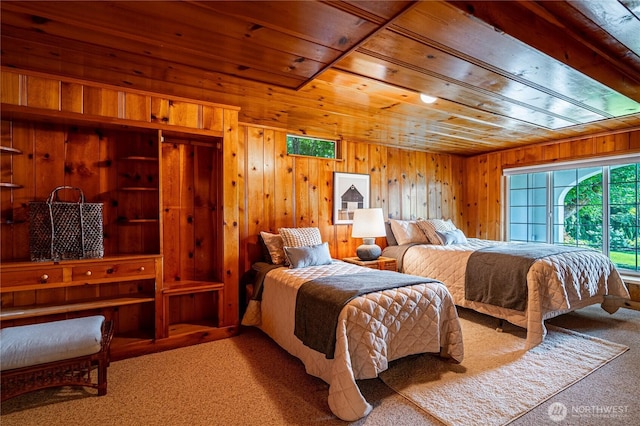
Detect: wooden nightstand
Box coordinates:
(342, 256, 397, 271)
(624, 280, 640, 311)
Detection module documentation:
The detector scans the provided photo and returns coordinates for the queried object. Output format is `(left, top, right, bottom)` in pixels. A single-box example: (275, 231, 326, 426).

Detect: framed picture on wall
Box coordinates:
(333, 172, 370, 225)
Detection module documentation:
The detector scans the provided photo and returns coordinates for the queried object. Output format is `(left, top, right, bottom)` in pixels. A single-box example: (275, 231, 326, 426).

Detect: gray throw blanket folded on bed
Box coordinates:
(465, 243, 591, 311)
(381, 243, 420, 272)
(295, 270, 438, 359)
(250, 262, 284, 302)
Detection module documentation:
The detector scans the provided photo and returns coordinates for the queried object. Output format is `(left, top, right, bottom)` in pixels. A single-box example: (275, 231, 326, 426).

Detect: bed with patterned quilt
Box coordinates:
(241, 227, 464, 421)
(381, 218, 631, 350)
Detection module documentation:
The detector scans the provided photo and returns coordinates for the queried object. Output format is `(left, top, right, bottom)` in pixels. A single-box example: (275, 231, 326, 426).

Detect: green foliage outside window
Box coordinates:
(562, 170, 603, 249)
(562, 164, 638, 266)
(287, 135, 336, 159)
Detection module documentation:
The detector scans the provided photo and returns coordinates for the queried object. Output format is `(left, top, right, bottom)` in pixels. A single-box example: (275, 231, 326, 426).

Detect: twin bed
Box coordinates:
(382, 219, 630, 349)
(241, 224, 630, 420)
(242, 261, 463, 421)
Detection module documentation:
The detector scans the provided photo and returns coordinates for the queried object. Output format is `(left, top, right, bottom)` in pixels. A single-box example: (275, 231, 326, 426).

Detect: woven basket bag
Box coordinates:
(29, 186, 104, 261)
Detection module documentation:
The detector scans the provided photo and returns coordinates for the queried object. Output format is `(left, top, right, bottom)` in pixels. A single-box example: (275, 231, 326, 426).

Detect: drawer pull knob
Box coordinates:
(139, 266, 145, 272)
(40, 274, 49, 281)
(85, 271, 92, 276)
(106, 268, 114, 274)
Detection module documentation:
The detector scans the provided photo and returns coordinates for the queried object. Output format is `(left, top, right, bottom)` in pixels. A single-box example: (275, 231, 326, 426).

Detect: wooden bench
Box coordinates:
(1, 315, 114, 401)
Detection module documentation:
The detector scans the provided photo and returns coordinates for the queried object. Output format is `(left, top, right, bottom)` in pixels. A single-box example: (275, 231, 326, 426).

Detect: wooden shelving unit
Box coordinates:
(0, 121, 227, 360)
(163, 281, 225, 337)
(0, 72, 240, 360)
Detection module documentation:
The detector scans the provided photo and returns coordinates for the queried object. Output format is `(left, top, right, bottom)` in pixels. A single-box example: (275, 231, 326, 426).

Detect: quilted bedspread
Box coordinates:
(397, 238, 630, 348)
(241, 261, 464, 421)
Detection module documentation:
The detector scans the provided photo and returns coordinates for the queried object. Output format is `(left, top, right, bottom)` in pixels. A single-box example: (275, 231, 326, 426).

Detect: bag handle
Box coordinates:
(47, 186, 85, 204)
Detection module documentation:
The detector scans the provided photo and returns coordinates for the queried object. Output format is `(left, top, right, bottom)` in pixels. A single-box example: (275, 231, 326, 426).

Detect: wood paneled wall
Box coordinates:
(237, 124, 465, 272)
(463, 129, 640, 240)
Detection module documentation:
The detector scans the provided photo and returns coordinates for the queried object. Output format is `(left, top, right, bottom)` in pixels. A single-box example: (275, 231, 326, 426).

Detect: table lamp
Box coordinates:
(351, 208, 386, 261)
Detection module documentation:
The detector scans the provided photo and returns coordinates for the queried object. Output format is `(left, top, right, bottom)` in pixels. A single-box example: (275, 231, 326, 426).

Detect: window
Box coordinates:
(505, 157, 640, 274)
(509, 172, 547, 243)
(286, 135, 337, 159)
(609, 164, 639, 271)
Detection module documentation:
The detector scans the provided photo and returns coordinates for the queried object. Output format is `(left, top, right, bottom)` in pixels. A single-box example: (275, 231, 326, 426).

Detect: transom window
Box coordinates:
(286, 135, 337, 159)
(505, 156, 640, 274)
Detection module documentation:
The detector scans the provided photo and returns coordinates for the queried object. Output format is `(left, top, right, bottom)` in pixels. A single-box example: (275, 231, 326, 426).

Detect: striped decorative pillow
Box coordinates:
(389, 219, 429, 245)
(279, 227, 322, 248)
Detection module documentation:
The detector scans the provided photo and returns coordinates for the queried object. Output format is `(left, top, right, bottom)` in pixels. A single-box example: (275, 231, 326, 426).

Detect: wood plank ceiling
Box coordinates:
(1, 0, 640, 156)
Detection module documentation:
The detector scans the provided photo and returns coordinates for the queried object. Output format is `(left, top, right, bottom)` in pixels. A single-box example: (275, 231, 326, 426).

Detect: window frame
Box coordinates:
(504, 153, 640, 276)
(285, 134, 341, 160)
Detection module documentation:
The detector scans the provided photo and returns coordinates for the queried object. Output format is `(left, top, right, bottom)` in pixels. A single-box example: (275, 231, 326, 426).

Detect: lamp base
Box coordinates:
(356, 238, 382, 261)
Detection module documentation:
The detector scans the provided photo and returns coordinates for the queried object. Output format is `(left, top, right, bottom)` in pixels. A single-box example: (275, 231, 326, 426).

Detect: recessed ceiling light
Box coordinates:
(420, 93, 437, 104)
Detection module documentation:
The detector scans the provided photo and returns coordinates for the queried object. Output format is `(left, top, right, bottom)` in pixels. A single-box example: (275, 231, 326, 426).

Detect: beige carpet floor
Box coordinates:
(379, 309, 629, 426)
(1, 304, 638, 426)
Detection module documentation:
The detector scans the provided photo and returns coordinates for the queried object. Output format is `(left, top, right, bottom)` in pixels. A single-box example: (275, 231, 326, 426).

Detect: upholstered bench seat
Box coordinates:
(1, 316, 105, 371)
(0, 315, 114, 401)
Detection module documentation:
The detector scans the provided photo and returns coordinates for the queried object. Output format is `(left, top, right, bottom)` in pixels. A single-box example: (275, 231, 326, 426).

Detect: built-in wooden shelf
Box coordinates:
(0, 296, 156, 321)
(119, 156, 157, 161)
(163, 281, 225, 295)
(0, 182, 23, 189)
(163, 281, 225, 337)
(120, 187, 158, 191)
(118, 218, 159, 224)
(0, 146, 23, 155)
(0, 219, 25, 225)
(168, 321, 218, 337)
(1, 77, 239, 361)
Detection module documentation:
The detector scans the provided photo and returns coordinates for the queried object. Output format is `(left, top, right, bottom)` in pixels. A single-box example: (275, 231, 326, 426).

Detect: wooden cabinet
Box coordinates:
(0, 255, 161, 359)
(624, 281, 640, 311)
(342, 256, 398, 271)
(0, 120, 235, 359)
(0, 72, 240, 360)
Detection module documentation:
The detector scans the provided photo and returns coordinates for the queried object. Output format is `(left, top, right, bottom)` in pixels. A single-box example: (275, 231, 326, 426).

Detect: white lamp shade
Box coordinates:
(351, 208, 386, 238)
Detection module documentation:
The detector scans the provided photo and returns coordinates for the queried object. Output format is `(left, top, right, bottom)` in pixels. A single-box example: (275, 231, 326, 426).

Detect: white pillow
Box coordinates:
(416, 219, 457, 244)
(389, 219, 429, 245)
(278, 227, 322, 248)
(434, 229, 468, 245)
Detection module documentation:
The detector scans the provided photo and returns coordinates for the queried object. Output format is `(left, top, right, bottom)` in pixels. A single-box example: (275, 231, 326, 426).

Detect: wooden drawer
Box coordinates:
(1, 256, 160, 292)
(1, 267, 65, 287)
(628, 282, 640, 302)
(72, 259, 155, 282)
(380, 261, 397, 271)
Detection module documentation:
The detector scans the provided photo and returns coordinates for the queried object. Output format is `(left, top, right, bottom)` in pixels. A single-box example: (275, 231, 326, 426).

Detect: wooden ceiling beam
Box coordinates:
(532, 0, 640, 82)
(446, 0, 640, 101)
(298, 0, 419, 90)
(0, 4, 326, 88)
